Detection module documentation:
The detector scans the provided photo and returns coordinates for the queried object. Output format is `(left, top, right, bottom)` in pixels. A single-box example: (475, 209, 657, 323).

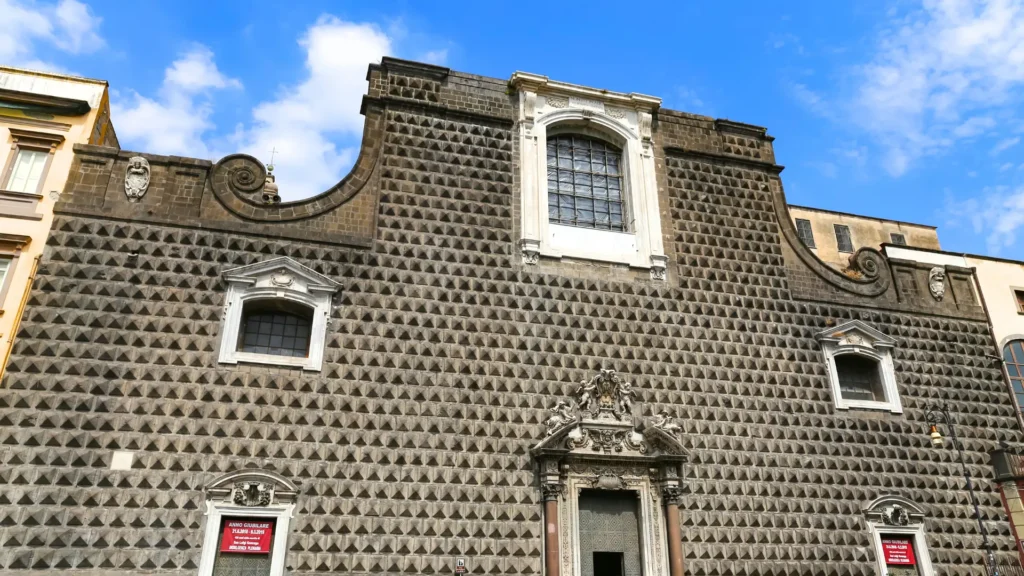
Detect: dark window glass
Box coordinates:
(1005, 340, 1024, 413)
(890, 233, 907, 245)
(237, 300, 313, 358)
(1015, 290, 1024, 313)
(835, 354, 885, 402)
(834, 224, 854, 253)
(547, 134, 626, 231)
(795, 219, 816, 248)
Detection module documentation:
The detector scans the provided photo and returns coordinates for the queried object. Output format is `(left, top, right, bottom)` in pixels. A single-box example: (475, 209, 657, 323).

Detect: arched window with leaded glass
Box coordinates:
(1005, 340, 1024, 412)
(546, 134, 626, 232)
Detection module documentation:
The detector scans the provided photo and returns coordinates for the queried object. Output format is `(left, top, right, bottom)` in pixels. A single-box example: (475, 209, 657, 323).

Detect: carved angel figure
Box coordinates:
(574, 378, 598, 417)
(545, 400, 576, 434)
(649, 410, 681, 435)
(616, 379, 635, 418)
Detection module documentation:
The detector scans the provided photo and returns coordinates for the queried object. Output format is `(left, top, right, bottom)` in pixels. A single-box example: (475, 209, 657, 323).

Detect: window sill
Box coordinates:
(221, 350, 319, 371)
(836, 399, 902, 414)
(546, 224, 643, 267)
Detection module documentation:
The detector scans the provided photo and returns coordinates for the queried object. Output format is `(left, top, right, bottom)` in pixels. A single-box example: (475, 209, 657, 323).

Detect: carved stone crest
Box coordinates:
(124, 156, 151, 202)
(232, 481, 272, 507)
(574, 369, 634, 421)
(928, 267, 946, 301)
(545, 96, 568, 109)
(882, 504, 910, 526)
(270, 269, 294, 287)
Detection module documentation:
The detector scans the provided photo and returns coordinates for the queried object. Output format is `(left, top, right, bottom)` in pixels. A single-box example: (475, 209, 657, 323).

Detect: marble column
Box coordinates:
(663, 486, 684, 576)
(542, 484, 561, 576)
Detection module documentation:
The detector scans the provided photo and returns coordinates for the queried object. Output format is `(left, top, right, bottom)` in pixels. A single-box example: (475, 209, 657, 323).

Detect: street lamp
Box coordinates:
(925, 403, 999, 576)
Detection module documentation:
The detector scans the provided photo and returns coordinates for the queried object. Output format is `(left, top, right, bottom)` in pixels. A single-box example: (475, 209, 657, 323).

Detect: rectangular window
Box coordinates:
(4, 149, 49, 193)
(795, 218, 816, 248)
(890, 233, 907, 245)
(0, 258, 10, 292)
(1015, 289, 1024, 314)
(834, 224, 854, 253)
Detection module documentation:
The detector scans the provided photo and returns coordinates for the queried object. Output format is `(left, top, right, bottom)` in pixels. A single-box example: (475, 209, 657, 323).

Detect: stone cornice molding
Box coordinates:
(509, 72, 661, 111)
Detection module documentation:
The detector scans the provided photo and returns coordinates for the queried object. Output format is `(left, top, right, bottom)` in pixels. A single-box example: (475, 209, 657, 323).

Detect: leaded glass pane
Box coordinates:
(546, 134, 626, 231)
(1005, 340, 1024, 412)
(238, 301, 313, 358)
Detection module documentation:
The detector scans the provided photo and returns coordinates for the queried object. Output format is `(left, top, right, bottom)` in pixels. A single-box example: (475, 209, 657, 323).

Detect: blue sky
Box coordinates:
(3, 0, 1024, 257)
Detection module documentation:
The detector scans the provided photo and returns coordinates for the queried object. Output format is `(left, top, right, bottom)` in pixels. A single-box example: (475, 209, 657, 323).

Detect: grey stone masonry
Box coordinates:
(0, 57, 1019, 576)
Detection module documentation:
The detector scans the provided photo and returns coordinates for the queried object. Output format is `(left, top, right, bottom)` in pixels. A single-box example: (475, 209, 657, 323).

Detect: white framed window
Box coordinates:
(863, 496, 934, 576)
(1, 129, 63, 195)
(217, 257, 340, 371)
(4, 149, 48, 193)
(510, 72, 668, 280)
(0, 258, 10, 292)
(198, 469, 298, 576)
(816, 320, 902, 413)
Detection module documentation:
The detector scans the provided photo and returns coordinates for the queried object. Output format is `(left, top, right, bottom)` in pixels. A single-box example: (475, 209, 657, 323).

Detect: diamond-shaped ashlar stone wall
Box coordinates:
(0, 57, 1019, 575)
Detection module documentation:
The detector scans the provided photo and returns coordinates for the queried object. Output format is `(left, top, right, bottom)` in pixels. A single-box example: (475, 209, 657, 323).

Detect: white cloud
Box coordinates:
(992, 136, 1021, 154)
(948, 185, 1024, 253)
(1000, 161, 1015, 171)
(0, 0, 103, 70)
(952, 115, 996, 137)
(793, 0, 1024, 176)
(418, 49, 448, 65)
(111, 16, 447, 200)
(223, 17, 391, 200)
(112, 46, 241, 158)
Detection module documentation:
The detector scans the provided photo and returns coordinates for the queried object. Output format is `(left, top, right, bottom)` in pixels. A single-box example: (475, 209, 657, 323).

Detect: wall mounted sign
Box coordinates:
(881, 538, 916, 565)
(455, 557, 467, 574)
(220, 519, 274, 554)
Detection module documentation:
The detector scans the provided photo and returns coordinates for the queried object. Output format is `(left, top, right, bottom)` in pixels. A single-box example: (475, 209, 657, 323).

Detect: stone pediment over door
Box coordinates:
(532, 369, 690, 576)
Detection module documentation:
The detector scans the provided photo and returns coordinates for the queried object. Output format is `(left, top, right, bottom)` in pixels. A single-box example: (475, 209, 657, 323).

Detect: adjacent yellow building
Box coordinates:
(0, 66, 116, 378)
(788, 204, 940, 269)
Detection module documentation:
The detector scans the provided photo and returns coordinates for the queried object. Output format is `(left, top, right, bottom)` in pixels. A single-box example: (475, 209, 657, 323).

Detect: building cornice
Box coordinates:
(509, 72, 661, 111)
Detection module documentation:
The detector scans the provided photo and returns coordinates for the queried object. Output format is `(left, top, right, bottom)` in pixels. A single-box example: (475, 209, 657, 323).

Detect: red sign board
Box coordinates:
(881, 538, 916, 566)
(220, 519, 274, 554)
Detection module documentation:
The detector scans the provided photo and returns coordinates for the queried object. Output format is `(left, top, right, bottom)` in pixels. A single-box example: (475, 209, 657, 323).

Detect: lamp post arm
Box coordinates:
(935, 405, 999, 576)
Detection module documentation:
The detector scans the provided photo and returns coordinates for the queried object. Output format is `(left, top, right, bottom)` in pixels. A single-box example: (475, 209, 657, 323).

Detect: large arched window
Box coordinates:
(546, 134, 625, 231)
(1005, 340, 1024, 412)
(511, 74, 668, 279)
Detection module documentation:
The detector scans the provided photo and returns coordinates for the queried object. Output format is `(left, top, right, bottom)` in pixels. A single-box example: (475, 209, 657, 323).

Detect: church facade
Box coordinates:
(0, 58, 1020, 576)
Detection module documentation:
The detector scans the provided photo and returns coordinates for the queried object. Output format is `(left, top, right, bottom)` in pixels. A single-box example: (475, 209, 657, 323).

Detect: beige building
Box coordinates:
(0, 66, 116, 378)
(788, 204, 940, 269)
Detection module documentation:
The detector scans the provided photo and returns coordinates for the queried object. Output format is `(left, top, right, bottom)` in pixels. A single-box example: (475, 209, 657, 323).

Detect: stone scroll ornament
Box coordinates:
(124, 156, 151, 202)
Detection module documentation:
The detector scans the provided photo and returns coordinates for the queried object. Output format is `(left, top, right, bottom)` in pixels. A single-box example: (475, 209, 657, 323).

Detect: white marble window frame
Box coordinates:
(217, 285, 331, 372)
(196, 500, 295, 576)
(513, 75, 667, 280)
(866, 521, 934, 576)
(821, 344, 902, 414)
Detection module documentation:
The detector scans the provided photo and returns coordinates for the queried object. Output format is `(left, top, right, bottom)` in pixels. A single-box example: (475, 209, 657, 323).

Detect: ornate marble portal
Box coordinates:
(533, 370, 689, 576)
